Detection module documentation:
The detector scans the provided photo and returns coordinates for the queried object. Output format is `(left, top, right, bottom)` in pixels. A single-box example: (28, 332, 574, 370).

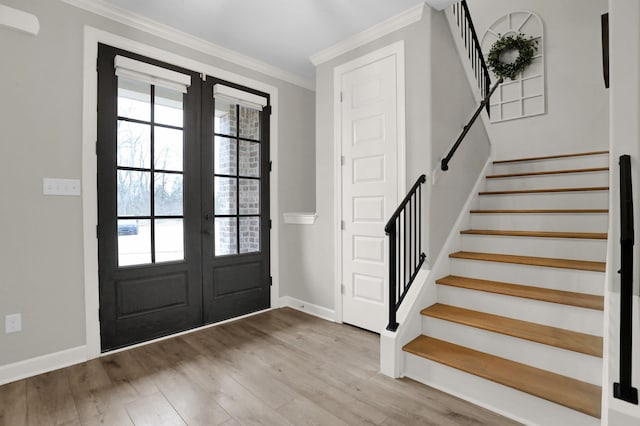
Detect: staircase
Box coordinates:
(403, 151, 609, 425)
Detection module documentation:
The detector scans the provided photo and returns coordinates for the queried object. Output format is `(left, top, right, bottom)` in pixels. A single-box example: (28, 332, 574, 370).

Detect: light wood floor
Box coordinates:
(0, 308, 520, 425)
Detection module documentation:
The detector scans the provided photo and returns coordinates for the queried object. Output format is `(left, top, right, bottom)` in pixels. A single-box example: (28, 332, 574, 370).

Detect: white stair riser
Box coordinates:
(492, 154, 609, 175)
(404, 354, 601, 426)
(477, 191, 608, 210)
(484, 171, 609, 192)
(422, 317, 602, 385)
(436, 285, 603, 335)
(461, 234, 607, 262)
(449, 258, 605, 295)
(470, 213, 608, 232)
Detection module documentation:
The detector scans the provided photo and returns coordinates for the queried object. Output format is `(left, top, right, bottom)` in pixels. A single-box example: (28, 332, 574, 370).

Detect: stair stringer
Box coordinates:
(380, 158, 492, 378)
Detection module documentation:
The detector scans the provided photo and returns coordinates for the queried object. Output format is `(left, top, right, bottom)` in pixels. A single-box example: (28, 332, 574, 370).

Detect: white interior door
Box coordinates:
(341, 53, 399, 332)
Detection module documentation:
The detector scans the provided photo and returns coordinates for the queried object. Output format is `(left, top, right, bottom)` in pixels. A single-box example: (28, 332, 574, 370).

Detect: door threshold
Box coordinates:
(99, 307, 273, 357)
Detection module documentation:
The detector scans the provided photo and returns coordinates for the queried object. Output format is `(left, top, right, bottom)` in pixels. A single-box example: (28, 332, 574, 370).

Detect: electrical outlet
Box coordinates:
(5, 313, 22, 334)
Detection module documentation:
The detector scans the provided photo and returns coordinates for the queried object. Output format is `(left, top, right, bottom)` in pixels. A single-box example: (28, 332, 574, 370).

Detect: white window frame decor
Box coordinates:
(481, 11, 545, 123)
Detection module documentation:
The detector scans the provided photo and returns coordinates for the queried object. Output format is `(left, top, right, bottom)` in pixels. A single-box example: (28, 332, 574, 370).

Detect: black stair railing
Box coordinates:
(441, 1, 499, 171)
(385, 174, 427, 332)
(613, 154, 638, 405)
(440, 78, 502, 171)
(452, 1, 491, 105)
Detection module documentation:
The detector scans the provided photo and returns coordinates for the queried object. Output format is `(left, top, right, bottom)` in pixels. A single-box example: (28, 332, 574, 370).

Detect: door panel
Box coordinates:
(341, 54, 398, 332)
(201, 78, 271, 324)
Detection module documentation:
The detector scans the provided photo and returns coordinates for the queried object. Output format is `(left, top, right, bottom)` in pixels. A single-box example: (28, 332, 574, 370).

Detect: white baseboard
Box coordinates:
(0, 345, 87, 386)
(279, 296, 336, 322)
(0, 307, 276, 385)
(0, 301, 333, 386)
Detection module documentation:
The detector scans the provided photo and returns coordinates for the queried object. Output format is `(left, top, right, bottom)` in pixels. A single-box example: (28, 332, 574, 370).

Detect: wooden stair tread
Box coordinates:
(403, 336, 602, 418)
(486, 167, 609, 179)
(449, 251, 605, 272)
(493, 150, 608, 165)
(470, 209, 608, 214)
(420, 304, 603, 357)
(436, 275, 604, 310)
(480, 187, 608, 195)
(460, 229, 607, 239)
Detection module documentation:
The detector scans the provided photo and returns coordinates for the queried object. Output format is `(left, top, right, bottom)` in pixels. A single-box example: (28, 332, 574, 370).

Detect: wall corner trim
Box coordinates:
(60, 0, 314, 91)
(309, 3, 424, 66)
(279, 296, 336, 322)
(0, 346, 87, 386)
(283, 212, 317, 225)
(0, 4, 40, 35)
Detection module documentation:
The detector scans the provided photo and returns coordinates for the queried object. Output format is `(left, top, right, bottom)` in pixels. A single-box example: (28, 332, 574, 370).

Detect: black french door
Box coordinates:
(201, 78, 271, 324)
(97, 45, 270, 351)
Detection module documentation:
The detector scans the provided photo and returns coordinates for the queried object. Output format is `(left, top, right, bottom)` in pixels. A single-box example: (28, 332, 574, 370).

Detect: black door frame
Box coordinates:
(96, 44, 271, 351)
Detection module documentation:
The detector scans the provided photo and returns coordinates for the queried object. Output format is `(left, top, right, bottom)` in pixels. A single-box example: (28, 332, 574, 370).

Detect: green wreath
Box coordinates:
(487, 33, 538, 80)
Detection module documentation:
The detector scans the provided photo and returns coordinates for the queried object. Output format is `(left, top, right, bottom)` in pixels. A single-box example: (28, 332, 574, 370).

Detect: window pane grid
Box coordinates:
(118, 166, 183, 174)
(213, 132, 260, 144)
(213, 102, 262, 256)
(118, 116, 183, 132)
(117, 80, 185, 267)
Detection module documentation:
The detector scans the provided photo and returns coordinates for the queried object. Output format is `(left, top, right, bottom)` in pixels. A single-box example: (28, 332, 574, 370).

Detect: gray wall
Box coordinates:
(427, 10, 491, 262)
(0, 0, 315, 366)
(299, 8, 433, 311)
(299, 7, 490, 311)
(466, 0, 609, 160)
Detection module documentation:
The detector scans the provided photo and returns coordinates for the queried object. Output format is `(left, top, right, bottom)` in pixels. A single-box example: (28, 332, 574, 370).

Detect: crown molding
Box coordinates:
(0, 4, 40, 35)
(309, 2, 425, 66)
(60, 0, 314, 91)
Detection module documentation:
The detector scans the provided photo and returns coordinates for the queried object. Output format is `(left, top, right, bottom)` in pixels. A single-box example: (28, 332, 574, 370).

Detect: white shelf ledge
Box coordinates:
(0, 5, 40, 36)
(283, 212, 317, 225)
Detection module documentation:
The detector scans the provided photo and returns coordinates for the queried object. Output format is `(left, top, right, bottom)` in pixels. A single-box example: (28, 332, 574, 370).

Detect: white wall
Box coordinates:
(466, 0, 609, 160)
(606, 0, 640, 423)
(0, 0, 315, 367)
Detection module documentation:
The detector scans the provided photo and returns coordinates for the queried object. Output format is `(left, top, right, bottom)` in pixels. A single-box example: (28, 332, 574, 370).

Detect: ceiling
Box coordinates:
(99, 0, 442, 85)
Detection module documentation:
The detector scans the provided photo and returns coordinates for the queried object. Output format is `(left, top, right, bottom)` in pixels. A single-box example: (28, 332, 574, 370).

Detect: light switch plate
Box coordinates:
(43, 178, 81, 196)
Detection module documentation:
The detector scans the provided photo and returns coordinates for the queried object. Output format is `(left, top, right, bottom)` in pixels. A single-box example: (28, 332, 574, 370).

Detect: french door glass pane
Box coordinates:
(239, 179, 259, 215)
(214, 177, 237, 215)
(239, 217, 260, 253)
(239, 140, 260, 177)
(117, 170, 151, 216)
(117, 121, 151, 168)
(154, 173, 183, 216)
(118, 219, 151, 266)
(214, 136, 237, 175)
(214, 99, 238, 136)
(238, 105, 260, 140)
(155, 219, 184, 262)
(154, 87, 183, 127)
(154, 127, 183, 171)
(212, 92, 263, 257)
(118, 78, 150, 121)
(215, 217, 237, 255)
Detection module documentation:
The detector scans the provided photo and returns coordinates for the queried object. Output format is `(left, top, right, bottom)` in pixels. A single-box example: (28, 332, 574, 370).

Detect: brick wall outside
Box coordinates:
(215, 103, 261, 255)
